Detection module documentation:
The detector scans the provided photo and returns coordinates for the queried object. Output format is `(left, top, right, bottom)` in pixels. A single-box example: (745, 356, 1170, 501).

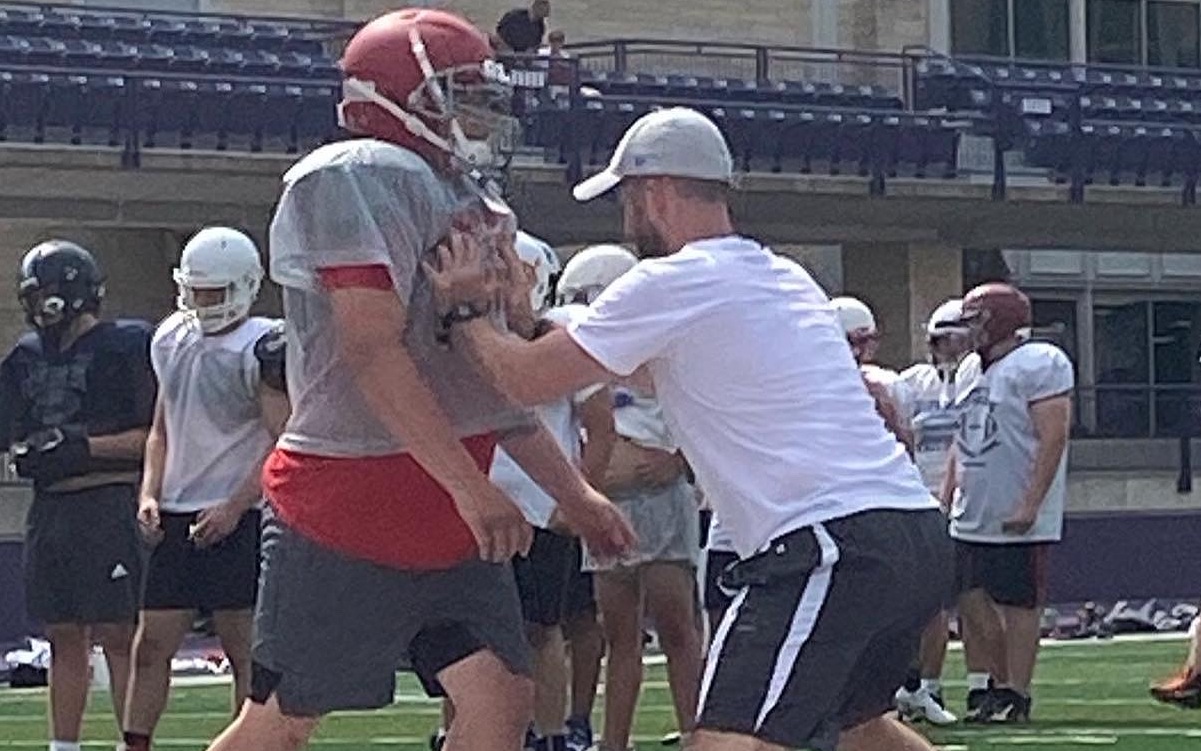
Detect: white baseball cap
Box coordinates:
(571, 107, 734, 202)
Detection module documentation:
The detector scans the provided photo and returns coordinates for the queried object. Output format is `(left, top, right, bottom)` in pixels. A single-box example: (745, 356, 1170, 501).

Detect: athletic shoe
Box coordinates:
(565, 717, 594, 751)
(984, 688, 1032, 723)
(429, 730, 446, 751)
(897, 686, 958, 725)
(963, 687, 994, 723)
(661, 730, 682, 745)
(1151, 670, 1201, 709)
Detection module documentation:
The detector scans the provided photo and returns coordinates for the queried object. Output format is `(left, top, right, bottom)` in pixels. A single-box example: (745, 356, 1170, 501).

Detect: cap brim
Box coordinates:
(572, 169, 623, 202)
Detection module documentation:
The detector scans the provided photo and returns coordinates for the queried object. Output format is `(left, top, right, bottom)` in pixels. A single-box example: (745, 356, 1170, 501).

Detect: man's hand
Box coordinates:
(1002, 503, 1039, 536)
(11, 425, 91, 483)
(557, 487, 637, 563)
(453, 483, 534, 563)
(424, 228, 503, 316)
(138, 496, 164, 546)
(634, 451, 685, 488)
(190, 501, 245, 549)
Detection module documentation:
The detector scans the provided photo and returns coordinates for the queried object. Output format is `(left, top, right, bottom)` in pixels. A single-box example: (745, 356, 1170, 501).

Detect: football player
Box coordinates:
(0, 241, 155, 751)
(949, 283, 1073, 724)
(202, 11, 632, 751)
(122, 227, 290, 751)
(831, 296, 913, 449)
(891, 299, 978, 727)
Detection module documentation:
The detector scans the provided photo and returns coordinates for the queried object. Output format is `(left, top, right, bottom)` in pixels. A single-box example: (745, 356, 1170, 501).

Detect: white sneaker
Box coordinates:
(907, 687, 958, 726)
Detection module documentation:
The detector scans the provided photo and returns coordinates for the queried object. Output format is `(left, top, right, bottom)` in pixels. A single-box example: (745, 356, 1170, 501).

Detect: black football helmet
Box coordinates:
(18, 240, 106, 332)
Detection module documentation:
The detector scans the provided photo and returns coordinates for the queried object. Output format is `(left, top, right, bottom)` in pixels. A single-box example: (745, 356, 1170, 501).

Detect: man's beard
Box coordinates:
(627, 211, 670, 258)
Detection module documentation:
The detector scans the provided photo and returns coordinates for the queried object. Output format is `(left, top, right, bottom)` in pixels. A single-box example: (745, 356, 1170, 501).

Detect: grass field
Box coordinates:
(0, 637, 1196, 750)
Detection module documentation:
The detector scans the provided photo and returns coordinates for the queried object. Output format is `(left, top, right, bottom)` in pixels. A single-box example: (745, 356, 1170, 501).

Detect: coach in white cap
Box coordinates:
(432, 106, 951, 751)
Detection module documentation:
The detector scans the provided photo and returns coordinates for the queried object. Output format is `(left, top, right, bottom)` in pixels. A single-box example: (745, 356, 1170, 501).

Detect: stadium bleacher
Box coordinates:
(3, 2, 1201, 202)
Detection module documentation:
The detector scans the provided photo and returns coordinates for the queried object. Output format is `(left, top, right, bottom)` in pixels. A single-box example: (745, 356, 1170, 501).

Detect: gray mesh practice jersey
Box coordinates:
(269, 138, 530, 457)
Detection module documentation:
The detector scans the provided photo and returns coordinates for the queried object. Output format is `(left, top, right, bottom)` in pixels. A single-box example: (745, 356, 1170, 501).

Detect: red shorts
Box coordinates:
(263, 435, 497, 570)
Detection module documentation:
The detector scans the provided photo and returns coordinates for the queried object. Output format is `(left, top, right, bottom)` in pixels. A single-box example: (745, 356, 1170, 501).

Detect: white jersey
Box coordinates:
(612, 387, 677, 452)
(151, 313, 277, 513)
(951, 342, 1074, 543)
(489, 397, 581, 528)
(489, 304, 602, 528)
(898, 362, 960, 493)
(567, 235, 935, 558)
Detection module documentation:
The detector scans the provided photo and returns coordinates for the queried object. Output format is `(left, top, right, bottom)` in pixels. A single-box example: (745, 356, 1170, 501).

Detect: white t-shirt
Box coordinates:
(950, 342, 1074, 543)
(898, 362, 959, 493)
(567, 235, 935, 558)
(706, 511, 738, 553)
(152, 313, 278, 513)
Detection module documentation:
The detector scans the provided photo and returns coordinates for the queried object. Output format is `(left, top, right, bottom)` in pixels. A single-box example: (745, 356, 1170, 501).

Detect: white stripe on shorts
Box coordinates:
(753, 523, 842, 730)
(696, 584, 747, 719)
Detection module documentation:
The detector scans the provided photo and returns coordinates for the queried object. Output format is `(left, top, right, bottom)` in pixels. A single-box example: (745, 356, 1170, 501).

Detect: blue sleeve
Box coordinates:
(116, 321, 157, 430)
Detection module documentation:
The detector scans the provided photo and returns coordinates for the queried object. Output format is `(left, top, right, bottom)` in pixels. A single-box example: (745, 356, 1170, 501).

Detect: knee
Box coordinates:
(238, 698, 320, 751)
(656, 614, 700, 651)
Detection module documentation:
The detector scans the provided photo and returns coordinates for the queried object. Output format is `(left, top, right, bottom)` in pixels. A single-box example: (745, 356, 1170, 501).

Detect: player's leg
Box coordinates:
(514, 529, 574, 744)
(437, 650, 534, 751)
(124, 511, 200, 749)
(123, 610, 194, 747)
(595, 568, 644, 751)
(206, 693, 320, 751)
(212, 609, 255, 713)
(990, 544, 1049, 722)
(837, 716, 937, 751)
(1152, 615, 1201, 707)
(644, 561, 703, 740)
(204, 507, 262, 715)
(44, 623, 92, 745)
(529, 624, 569, 740)
(955, 542, 1007, 719)
(562, 562, 602, 751)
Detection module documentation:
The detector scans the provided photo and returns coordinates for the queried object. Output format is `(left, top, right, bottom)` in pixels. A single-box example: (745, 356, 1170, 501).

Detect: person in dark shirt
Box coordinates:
(0, 240, 155, 751)
(496, 0, 550, 53)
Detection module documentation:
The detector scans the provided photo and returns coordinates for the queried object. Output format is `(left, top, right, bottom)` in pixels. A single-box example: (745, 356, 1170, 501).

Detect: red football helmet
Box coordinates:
(961, 282, 1031, 357)
(338, 9, 515, 170)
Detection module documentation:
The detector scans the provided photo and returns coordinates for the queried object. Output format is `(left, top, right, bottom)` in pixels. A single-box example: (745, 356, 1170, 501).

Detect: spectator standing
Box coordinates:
(497, 0, 550, 53)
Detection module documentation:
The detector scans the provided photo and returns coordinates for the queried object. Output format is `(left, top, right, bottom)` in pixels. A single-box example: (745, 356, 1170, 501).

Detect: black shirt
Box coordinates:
(496, 8, 545, 53)
(0, 319, 156, 472)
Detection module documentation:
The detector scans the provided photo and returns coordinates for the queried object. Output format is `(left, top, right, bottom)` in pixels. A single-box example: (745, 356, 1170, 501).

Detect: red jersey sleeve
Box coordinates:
(317, 264, 393, 292)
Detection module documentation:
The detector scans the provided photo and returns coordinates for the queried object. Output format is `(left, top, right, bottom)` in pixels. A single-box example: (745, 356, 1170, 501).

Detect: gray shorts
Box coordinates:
(250, 510, 532, 717)
(583, 479, 700, 572)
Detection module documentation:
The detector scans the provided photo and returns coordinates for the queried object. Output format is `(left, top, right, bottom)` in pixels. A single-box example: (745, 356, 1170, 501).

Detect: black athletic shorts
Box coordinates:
(955, 540, 1050, 609)
(24, 484, 145, 626)
(250, 509, 531, 716)
(144, 509, 261, 612)
(697, 508, 953, 751)
(513, 528, 574, 626)
(702, 549, 740, 613)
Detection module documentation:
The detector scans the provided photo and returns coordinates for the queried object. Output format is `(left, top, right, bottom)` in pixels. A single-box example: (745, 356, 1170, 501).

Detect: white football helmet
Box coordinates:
(515, 231, 562, 313)
(926, 298, 969, 338)
(831, 296, 878, 338)
(174, 227, 263, 334)
(557, 244, 638, 305)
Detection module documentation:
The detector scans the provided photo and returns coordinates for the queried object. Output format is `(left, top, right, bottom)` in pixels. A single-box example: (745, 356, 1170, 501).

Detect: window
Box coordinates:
(1148, 1, 1201, 67)
(952, 0, 1071, 59)
(1091, 299, 1201, 437)
(1088, 0, 1201, 67)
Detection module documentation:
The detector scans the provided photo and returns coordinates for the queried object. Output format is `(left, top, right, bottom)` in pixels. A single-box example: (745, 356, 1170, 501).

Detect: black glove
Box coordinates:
(254, 324, 287, 393)
(11, 425, 92, 484)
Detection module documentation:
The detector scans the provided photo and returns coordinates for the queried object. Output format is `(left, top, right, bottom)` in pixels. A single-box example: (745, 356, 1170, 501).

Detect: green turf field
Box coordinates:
(0, 637, 1196, 749)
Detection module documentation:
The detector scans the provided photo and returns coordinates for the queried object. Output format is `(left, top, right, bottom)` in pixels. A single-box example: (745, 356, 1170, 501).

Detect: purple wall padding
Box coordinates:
(1048, 511, 1201, 603)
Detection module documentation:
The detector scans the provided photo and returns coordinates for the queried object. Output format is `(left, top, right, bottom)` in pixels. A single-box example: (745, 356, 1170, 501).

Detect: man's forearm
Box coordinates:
(350, 343, 493, 497)
(1022, 433, 1068, 512)
(455, 319, 545, 405)
(139, 429, 166, 503)
(500, 423, 594, 509)
(91, 428, 149, 462)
